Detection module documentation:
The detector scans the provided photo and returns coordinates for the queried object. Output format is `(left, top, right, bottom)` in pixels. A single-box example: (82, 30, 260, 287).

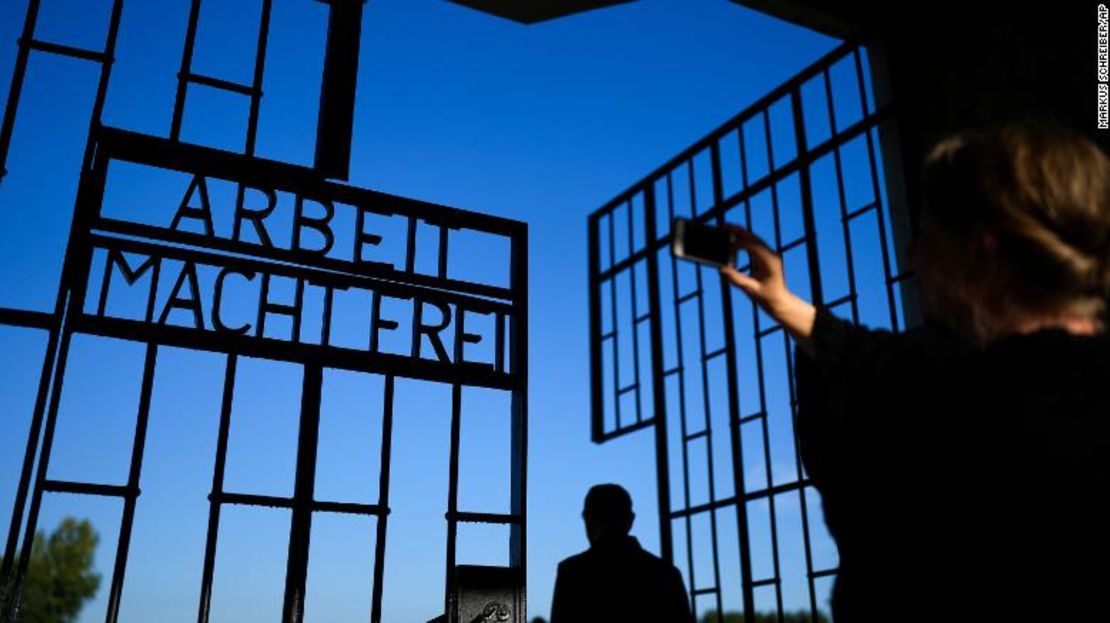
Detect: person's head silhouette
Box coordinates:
(582, 483, 635, 547)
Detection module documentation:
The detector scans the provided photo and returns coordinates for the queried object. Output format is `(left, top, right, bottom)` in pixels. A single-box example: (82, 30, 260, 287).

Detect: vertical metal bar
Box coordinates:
(741, 116, 785, 620)
(244, 0, 273, 157)
(196, 354, 237, 623)
(282, 364, 323, 623)
(508, 223, 528, 616)
(690, 153, 724, 614)
(792, 75, 831, 623)
(717, 129, 757, 618)
(791, 90, 825, 309)
(370, 375, 395, 623)
(0, 0, 41, 184)
(784, 352, 820, 623)
(823, 69, 860, 323)
(144, 260, 162, 326)
(642, 184, 674, 564)
(405, 217, 417, 274)
(0, 322, 61, 614)
(293, 277, 305, 343)
(170, 0, 203, 141)
(854, 48, 900, 332)
(608, 210, 621, 430)
(626, 200, 643, 423)
(703, 142, 725, 616)
(104, 343, 159, 623)
(443, 383, 463, 617)
(314, 0, 367, 180)
(437, 224, 449, 280)
(5, 308, 76, 622)
(763, 107, 822, 623)
(495, 312, 506, 375)
(257, 273, 271, 338)
(588, 212, 604, 442)
(96, 251, 115, 317)
(665, 169, 697, 602)
(94, 0, 125, 129)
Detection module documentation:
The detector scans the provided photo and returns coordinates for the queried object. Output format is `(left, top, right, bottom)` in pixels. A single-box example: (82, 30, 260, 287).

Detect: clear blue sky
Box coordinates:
(0, 1, 861, 621)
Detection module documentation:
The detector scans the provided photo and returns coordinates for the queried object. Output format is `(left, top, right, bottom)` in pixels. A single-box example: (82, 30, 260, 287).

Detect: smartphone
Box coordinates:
(671, 218, 735, 267)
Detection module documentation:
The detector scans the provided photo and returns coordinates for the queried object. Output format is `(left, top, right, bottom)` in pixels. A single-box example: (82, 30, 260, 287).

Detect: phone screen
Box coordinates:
(672, 218, 733, 267)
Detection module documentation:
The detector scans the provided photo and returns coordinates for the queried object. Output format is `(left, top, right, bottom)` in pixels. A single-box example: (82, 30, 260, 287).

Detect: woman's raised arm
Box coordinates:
(717, 224, 818, 359)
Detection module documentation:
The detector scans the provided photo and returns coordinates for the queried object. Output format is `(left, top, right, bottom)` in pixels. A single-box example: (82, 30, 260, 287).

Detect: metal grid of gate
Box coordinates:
(0, 2, 528, 622)
(588, 34, 915, 621)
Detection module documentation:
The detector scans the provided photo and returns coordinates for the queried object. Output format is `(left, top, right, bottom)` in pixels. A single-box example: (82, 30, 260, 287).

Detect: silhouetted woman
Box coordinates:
(720, 119, 1110, 621)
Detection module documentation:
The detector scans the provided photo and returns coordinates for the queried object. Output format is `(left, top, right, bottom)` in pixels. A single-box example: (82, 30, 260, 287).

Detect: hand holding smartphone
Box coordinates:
(671, 217, 819, 358)
(671, 218, 736, 267)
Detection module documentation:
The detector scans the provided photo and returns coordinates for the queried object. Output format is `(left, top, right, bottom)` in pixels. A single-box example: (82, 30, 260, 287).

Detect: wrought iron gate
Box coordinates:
(0, 1, 527, 622)
(588, 33, 914, 621)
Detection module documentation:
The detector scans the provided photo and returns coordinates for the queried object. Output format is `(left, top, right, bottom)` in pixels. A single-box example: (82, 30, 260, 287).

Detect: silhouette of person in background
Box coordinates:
(549, 484, 694, 623)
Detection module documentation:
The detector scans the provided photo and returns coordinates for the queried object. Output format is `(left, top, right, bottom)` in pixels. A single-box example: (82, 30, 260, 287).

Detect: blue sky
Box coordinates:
(0, 1, 871, 621)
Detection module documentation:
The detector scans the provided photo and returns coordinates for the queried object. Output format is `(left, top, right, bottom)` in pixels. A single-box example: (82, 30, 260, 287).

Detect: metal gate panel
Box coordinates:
(0, 2, 528, 622)
(588, 32, 914, 622)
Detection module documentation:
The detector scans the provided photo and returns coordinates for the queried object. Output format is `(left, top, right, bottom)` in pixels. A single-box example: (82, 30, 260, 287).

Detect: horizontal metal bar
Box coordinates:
(183, 72, 256, 96)
(449, 511, 521, 525)
(684, 429, 709, 442)
(691, 587, 719, 596)
(599, 330, 616, 340)
(780, 236, 807, 253)
(663, 366, 682, 377)
(738, 411, 765, 425)
(810, 568, 838, 579)
(676, 290, 701, 305)
(667, 479, 812, 519)
(312, 500, 387, 516)
(25, 38, 108, 63)
(746, 479, 811, 502)
(823, 293, 855, 309)
(757, 324, 783, 338)
(215, 492, 292, 508)
(93, 220, 515, 309)
(617, 383, 638, 395)
(74, 314, 517, 391)
(703, 346, 727, 361)
(43, 480, 134, 498)
(750, 577, 780, 588)
(214, 492, 387, 516)
(890, 270, 917, 284)
(594, 417, 655, 443)
(844, 201, 879, 222)
(0, 306, 55, 330)
(635, 313, 651, 324)
(669, 498, 726, 520)
(595, 250, 644, 283)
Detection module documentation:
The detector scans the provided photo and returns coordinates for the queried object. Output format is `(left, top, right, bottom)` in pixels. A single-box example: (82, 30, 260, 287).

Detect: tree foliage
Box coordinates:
(1, 517, 101, 623)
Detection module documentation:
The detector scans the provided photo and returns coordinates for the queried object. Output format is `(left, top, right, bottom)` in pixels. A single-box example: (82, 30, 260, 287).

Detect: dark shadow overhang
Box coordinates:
(729, 0, 873, 39)
(447, 0, 637, 24)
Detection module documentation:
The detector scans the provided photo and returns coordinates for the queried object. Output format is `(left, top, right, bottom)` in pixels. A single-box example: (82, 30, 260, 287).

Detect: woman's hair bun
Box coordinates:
(922, 118, 1110, 310)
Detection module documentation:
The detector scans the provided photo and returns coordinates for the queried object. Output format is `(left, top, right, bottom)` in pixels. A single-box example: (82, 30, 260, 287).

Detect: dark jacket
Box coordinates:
(794, 307, 1110, 621)
(550, 535, 694, 623)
